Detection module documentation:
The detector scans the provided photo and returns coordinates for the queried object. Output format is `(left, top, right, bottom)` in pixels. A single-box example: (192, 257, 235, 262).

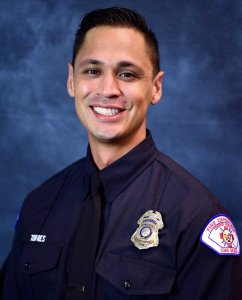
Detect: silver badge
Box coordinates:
(131, 210, 164, 250)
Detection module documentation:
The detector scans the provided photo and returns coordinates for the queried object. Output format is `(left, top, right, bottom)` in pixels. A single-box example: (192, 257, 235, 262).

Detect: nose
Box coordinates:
(96, 72, 122, 98)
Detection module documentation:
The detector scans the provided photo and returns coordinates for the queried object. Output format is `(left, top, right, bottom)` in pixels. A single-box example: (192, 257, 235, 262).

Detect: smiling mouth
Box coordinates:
(92, 106, 123, 116)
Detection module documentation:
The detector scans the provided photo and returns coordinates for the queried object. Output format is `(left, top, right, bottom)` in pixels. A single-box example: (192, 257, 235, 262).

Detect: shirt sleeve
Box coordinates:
(0, 255, 9, 296)
(171, 212, 242, 300)
(0, 192, 33, 300)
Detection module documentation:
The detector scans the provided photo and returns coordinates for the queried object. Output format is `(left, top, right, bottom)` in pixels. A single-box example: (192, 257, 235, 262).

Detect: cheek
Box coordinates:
(131, 90, 151, 112)
(127, 83, 153, 103)
(75, 80, 95, 98)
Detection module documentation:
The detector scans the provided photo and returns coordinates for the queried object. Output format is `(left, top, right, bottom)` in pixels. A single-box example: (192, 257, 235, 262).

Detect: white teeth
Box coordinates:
(93, 107, 120, 116)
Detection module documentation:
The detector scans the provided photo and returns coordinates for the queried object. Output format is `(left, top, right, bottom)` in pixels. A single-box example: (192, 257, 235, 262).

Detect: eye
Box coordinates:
(118, 71, 138, 81)
(119, 72, 133, 77)
(82, 68, 101, 77)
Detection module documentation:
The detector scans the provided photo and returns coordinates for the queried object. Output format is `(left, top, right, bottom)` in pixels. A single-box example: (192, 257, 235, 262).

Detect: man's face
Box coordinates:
(67, 26, 163, 147)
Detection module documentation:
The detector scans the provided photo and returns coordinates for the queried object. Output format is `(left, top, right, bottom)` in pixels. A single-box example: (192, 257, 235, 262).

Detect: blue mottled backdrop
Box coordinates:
(0, 0, 241, 264)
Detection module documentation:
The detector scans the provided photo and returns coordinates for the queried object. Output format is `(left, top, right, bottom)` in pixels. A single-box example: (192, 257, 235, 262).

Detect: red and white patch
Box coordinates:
(200, 214, 240, 255)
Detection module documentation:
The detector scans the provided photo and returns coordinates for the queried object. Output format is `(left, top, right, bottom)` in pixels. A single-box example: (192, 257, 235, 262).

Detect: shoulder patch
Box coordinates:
(200, 214, 240, 255)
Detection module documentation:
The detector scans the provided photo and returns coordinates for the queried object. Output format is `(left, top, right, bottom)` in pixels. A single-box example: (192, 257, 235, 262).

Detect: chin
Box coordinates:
(92, 127, 122, 139)
(95, 134, 122, 143)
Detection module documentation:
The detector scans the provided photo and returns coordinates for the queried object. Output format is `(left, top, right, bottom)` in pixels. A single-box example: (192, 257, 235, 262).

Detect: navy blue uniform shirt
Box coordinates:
(1, 132, 242, 299)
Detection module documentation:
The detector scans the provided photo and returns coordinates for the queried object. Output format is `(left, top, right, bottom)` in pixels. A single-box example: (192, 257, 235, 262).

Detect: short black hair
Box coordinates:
(72, 7, 160, 75)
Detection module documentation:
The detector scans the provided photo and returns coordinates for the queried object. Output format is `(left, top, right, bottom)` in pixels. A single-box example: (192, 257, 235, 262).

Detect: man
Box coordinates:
(1, 7, 241, 300)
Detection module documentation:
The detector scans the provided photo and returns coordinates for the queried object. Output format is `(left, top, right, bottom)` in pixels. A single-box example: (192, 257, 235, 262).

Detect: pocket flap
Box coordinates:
(21, 243, 62, 275)
(96, 253, 176, 295)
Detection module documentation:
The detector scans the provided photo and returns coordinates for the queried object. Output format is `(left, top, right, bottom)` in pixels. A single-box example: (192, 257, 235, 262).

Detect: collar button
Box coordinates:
(124, 280, 132, 289)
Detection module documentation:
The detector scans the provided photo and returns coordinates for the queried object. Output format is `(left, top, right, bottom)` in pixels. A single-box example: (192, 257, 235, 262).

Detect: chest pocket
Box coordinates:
(20, 243, 62, 300)
(96, 252, 176, 297)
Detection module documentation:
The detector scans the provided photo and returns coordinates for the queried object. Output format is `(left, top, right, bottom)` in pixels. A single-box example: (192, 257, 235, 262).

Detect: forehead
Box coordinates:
(75, 26, 153, 69)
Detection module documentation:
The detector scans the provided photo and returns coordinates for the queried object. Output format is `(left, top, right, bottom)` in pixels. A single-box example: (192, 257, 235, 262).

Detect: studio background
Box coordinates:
(0, 0, 241, 264)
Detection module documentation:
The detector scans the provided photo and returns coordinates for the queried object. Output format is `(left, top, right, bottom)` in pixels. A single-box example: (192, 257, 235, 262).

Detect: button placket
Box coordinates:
(24, 262, 31, 271)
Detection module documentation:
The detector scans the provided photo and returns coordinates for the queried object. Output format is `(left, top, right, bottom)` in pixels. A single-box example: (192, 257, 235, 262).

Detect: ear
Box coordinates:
(67, 63, 75, 97)
(151, 71, 164, 105)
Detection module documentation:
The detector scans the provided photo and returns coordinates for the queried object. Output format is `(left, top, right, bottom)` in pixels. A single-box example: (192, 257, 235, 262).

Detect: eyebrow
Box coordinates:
(77, 59, 104, 67)
(118, 61, 139, 69)
(77, 59, 143, 72)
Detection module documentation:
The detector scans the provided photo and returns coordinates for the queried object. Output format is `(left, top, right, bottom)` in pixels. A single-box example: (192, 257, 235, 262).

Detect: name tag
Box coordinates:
(30, 234, 46, 242)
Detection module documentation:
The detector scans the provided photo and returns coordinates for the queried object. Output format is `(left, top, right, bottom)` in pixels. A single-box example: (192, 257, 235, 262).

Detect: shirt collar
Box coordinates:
(85, 131, 158, 203)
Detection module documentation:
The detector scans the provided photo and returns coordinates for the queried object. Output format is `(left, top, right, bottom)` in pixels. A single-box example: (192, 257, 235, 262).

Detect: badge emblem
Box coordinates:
(131, 210, 164, 250)
(200, 214, 240, 255)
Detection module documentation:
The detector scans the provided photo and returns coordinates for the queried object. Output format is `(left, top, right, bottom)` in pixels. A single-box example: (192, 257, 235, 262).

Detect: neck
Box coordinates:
(89, 133, 147, 170)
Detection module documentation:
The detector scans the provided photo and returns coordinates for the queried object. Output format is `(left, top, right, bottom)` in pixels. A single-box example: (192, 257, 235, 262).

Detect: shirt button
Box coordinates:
(24, 262, 31, 271)
(124, 280, 132, 289)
